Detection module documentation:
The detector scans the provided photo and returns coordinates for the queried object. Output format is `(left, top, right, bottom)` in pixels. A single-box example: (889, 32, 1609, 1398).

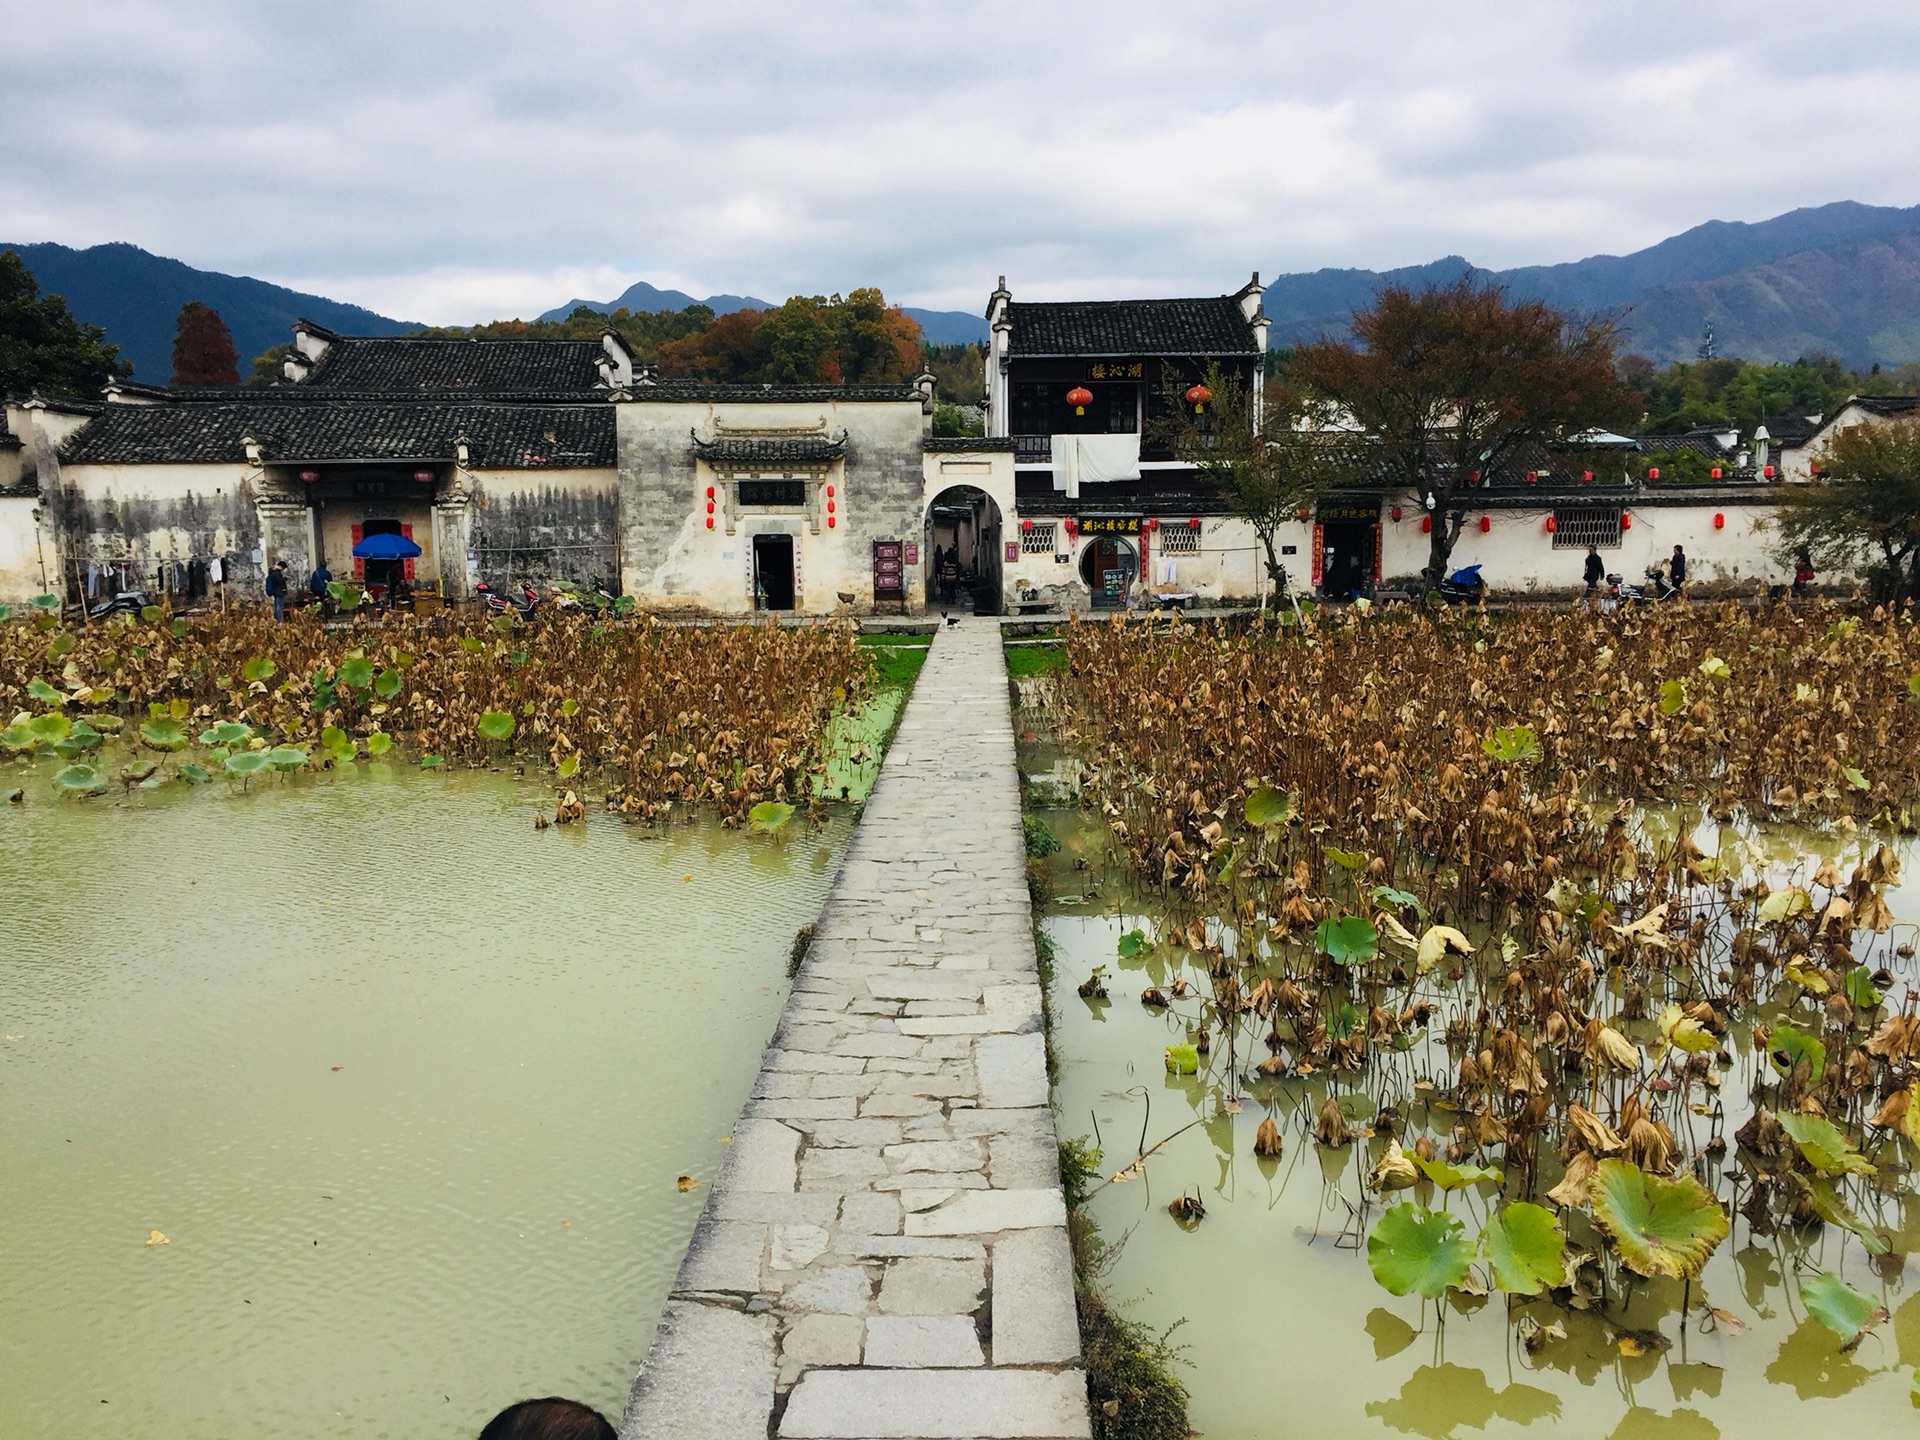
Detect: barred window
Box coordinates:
(1552, 507, 1623, 549)
(1020, 522, 1057, 554)
(1158, 525, 1201, 554)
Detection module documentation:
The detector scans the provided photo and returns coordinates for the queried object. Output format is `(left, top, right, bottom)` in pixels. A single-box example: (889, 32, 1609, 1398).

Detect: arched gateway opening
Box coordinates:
(924, 485, 1004, 615)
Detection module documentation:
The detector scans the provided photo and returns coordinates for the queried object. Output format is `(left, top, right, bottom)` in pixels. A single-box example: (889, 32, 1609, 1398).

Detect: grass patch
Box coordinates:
(860, 634, 931, 689)
(1004, 642, 1068, 678)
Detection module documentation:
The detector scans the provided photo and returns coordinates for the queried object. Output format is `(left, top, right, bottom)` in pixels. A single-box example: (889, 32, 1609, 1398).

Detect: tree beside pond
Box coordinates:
(1776, 414, 1920, 601)
(1289, 277, 1641, 586)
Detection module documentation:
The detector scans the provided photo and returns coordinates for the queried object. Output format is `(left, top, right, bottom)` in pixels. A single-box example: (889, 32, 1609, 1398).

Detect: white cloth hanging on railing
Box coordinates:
(1050, 433, 1141, 497)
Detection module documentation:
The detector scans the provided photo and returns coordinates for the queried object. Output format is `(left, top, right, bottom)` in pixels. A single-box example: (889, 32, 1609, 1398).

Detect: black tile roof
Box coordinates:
(299, 336, 610, 393)
(1759, 411, 1823, 446)
(621, 382, 924, 403)
(693, 435, 847, 465)
(1006, 297, 1257, 357)
(926, 437, 1014, 452)
(62, 400, 614, 468)
(1845, 394, 1918, 418)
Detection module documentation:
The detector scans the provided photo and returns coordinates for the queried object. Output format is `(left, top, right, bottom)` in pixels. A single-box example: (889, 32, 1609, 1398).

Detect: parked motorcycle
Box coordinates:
(1606, 566, 1680, 606)
(474, 580, 541, 621)
(1436, 564, 1487, 605)
(87, 587, 152, 621)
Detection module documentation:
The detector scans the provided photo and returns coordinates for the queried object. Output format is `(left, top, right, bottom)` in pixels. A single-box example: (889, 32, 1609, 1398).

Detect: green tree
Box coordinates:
(1154, 363, 1368, 604)
(1775, 415, 1920, 602)
(1291, 278, 1640, 585)
(0, 249, 130, 397)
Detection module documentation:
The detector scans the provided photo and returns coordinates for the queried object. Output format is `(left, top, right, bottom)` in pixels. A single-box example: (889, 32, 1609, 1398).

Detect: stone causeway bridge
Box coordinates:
(618, 618, 1090, 1440)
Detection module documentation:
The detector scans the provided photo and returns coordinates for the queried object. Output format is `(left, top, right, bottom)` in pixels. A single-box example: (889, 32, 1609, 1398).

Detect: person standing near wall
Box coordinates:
(1670, 545, 1687, 590)
(265, 559, 289, 621)
(1582, 545, 1604, 600)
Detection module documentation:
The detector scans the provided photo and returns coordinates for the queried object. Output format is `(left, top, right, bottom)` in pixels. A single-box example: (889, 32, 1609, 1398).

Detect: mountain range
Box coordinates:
(9, 200, 1920, 382)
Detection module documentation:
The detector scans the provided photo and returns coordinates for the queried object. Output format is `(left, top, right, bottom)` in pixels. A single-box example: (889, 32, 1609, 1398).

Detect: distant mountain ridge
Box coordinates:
(540, 283, 989, 347)
(0, 241, 418, 382)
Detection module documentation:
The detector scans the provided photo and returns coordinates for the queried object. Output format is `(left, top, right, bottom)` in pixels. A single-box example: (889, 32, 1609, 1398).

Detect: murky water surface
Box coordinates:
(1038, 806, 1920, 1440)
(0, 766, 849, 1439)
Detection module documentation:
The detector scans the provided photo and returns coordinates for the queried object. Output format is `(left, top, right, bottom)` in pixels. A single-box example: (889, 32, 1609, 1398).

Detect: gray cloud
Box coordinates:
(3, 0, 1918, 322)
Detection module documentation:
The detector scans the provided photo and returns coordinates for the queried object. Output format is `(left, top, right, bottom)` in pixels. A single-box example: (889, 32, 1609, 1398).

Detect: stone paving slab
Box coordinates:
(620, 619, 1087, 1440)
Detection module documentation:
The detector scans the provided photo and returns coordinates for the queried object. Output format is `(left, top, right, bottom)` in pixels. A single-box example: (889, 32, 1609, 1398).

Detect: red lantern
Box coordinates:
(1479, 515, 1491, 533)
(1621, 512, 1632, 530)
(826, 499, 835, 514)
(1064, 518, 1077, 537)
(826, 484, 835, 497)
(1296, 506, 1310, 522)
(1581, 470, 1593, 483)
(413, 468, 435, 483)
(1022, 517, 1033, 532)
(1710, 466, 1723, 480)
(1764, 464, 1776, 479)
(1390, 505, 1403, 522)
(298, 469, 319, 482)
(1470, 470, 1480, 484)
(1525, 471, 1537, 485)
(1188, 517, 1200, 530)
(1545, 515, 1557, 533)
(1065, 386, 1093, 415)
(706, 486, 715, 499)
(705, 516, 714, 529)
(1713, 513, 1725, 529)
(1184, 384, 1211, 413)
(1420, 516, 1432, 534)
(706, 500, 715, 514)
(827, 516, 836, 528)
(1146, 517, 1159, 530)
(1647, 466, 1660, 481)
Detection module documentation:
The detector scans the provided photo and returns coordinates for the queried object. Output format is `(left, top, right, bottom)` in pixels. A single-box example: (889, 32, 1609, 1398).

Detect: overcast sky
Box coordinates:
(3, 1, 1918, 324)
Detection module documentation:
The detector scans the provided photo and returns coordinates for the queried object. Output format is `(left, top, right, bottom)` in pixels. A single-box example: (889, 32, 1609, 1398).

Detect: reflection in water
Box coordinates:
(1605, 1407, 1720, 1440)
(0, 771, 851, 1440)
(1764, 1319, 1883, 1399)
(1364, 1364, 1559, 1439)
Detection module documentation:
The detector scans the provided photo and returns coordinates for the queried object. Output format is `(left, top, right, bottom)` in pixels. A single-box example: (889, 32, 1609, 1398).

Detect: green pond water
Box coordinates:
(0, 765, 852, 1439)
(1036, 808, 1920, 1440)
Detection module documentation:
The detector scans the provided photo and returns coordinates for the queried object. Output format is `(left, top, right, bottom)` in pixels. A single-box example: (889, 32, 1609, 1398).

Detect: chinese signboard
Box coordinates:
(1087, 362, 1145, 380)
(872, 540, 905, 601)
(1316, 501, 1381, 524)
(1076, 515, 1141, 535)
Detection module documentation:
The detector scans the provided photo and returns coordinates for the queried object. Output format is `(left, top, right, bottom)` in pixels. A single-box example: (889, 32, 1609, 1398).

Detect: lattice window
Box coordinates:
(1552, 507, 1623, 549)
(1020, 522, 1057, 554)
(1158, 525, 1201, 554)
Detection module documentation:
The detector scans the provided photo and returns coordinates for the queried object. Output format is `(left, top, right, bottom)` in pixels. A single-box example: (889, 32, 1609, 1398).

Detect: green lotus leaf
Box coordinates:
(1245, 785, 1295, 828)
(1802, 1271, 1888, 1350)
(121, 759, 158, 782)
(1481, 1202, 1566, 1295)
(560, 698, 579, 718)
(1589, 1159, 1728, 1280)
(1413, 1155, 1503, 1192)
(1699, 656, 1731, 681)
(749, 800, 794, 833)
(26, 712, 70, 744)
(556, 753, 579, 778)
(241, 657, 276, 683)
(1324, 844, 1365, 870)
(52, 763, 104, 792)
(1317, 914, 1380, 966)
(1768, 1023, 1827, 1081)
(1844, 968, 1882, 1010)
(476, 710, 515, 741)
(1807, 1179, 1890, 1256)
(1843, 765, 1870, 792)
(388, 648, 416, 669)
(373, 668, 402, 699)
(1117, 928, 1154, 958)
(1366, 1203, 1473, 1299)
(170, 619, 189, 639)
(26, 679, 64, 704)
(138, 604, 162, 622)
(1328, 1002, 1364, 1041)
(460, 637, 484, 654)
(521, 699, 535, 715)
(1372, 884, 1425, 916)
(201, 720, 253, 746)
(138, 719, 188, 752)
(82, 713, 124, 733)
(1659, 678, 1687, 715)
(337, 657, 374, 690)
(1759, 886, 1811, 924)
(365, 731, 392, 756)
(266, 746, 309, 772)
(178, 763, 212, 784)
(223, 751, 270, 776)
(28, 593, 62, 611)
(1164, 1043, 1199, 1076)
(0, 722, 36, 754)
(0, 603, 11, 623)
(612, 594, 636, 615)
(47, 632, 75, 658)
(320, 723, 350, 751)
(1776, 1112, 1876, 1177)
(1482, 723, 1541, 765)
(419, 754, 444, 768)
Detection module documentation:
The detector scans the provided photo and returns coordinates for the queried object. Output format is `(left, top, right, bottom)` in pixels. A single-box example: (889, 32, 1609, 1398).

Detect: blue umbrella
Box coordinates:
(351, 531, 422, 560)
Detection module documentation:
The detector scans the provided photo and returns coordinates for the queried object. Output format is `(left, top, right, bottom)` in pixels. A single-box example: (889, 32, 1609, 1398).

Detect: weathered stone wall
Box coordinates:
(468, 471, 619, 592)
(0, 495, 49, 602)
(617, 398, 931, 615)
(53, 462, 265, 602)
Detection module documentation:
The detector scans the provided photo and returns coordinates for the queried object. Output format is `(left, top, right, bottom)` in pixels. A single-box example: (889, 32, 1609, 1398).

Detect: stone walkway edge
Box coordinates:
(619, 618, 1090, 1440)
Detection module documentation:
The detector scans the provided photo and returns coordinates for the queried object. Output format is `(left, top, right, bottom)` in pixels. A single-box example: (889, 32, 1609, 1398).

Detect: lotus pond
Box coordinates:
(1019, 604, 1920, 1440)
(0, 764, 853, 1439)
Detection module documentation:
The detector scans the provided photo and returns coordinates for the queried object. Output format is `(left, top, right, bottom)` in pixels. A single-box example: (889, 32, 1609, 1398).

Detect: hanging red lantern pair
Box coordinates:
(1065, 386, 1093, 416)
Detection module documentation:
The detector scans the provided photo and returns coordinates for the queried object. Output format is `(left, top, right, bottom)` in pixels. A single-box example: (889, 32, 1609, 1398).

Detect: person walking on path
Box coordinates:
(265, 559, 289, 621)
(1583, 545, 1604, 600)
